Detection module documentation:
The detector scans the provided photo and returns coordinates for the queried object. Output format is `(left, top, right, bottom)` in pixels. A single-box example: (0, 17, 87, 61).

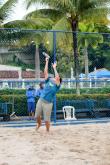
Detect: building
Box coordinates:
(0, 65, 44, 89)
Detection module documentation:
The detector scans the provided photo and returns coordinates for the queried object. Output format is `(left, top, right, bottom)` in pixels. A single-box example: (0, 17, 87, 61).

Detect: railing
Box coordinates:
(0, 79, 110, 89)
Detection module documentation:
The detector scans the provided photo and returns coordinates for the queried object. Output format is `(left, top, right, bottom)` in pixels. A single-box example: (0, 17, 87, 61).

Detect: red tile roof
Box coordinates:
(0, 71, 19, 79)
(22, 71, 35, 78)
(22, 71, 44, 78)
(0, 70, 44, 79)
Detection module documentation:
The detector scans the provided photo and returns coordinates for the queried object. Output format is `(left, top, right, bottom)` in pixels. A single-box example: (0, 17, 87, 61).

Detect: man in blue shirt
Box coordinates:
(35, 56, 62, 132)
(36, 82, 44, 97)
(26, 86, 36, 120)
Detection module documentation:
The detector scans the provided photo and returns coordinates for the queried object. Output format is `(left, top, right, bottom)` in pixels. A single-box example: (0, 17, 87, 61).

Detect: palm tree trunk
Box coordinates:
(35, 46, 40, 79)
(71, 19, 80, 95)
(83, 47, 89, 79)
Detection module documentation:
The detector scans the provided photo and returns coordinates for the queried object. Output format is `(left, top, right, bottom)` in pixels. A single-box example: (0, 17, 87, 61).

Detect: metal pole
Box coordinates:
(53, 31, 57, 123)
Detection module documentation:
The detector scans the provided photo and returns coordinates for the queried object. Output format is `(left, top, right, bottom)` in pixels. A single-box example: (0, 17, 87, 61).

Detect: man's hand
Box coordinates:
(52, 62, 57, 69)
(45, 57, 49, 62)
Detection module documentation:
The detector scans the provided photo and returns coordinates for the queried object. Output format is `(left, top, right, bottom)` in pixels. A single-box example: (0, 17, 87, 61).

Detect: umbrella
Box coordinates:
(89, 68, 110, 78)
(79, 73, 85, 78)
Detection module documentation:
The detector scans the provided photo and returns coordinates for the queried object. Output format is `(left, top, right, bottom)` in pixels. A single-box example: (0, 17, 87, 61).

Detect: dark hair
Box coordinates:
(28, 86, 34, 90)
(39, 82, 44, 89)
(39, 82, 44, 86)
(59, 77, 62, 84)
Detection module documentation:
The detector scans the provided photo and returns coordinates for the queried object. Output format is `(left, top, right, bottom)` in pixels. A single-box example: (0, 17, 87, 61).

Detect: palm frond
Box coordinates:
(26, 0, 73, 9)
(26, 0, 46, 9)
(52, 16, 70, 30)
(43, 17, 72, 52)
(79, 22, 95, 32)
(80, 7, 110, 25)
(4, 18, 53, 29)
(25, 8, 64, 22)
(0, 0, 18, 21)
(78, 32, 103, 49)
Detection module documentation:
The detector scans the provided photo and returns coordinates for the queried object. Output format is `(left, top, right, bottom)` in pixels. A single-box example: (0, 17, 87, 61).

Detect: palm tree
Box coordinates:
(78, 23, 103, 79)
(24, 0, 110, 95)
(0, 0, 18, 66)
(2, 27, 53, 79)
(0, 0, 18, 24)
(3, 8, 54, 79)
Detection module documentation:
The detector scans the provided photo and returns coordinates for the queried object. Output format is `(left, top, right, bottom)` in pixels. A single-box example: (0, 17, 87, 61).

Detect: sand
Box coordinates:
(0, 123, 110, 165)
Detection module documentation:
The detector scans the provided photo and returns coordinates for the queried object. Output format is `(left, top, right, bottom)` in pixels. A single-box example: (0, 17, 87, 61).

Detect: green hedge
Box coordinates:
(58, 88, 110, 94)
(57, 93, 110, 100)
(0, 93, 110, 116)
(0, 87, 110, 95)
(0, 95, 27, 116)
(0, 89, 26, 95)
(0, 95, 40, 116)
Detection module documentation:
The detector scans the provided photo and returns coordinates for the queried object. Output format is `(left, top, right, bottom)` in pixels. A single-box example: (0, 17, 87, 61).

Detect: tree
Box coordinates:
(24, 0, 110, 95)
(87, 24, 110, 71)
(0, 0, 18, 24)
(4, 11, 54, 79)
(0, 0, 18, 64)
(78, 23, 103, 79)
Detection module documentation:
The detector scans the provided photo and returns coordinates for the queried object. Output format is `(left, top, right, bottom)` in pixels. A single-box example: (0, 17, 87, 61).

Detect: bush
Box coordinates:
(0, 89, 26, 95)
(58, 87, 110, 94)
(0, 87, 110, 116)
(0, 87, 110, 95)
(0, 93, 109, 116)
(56, 93, 110, 100)
(0, 95, 40, 116)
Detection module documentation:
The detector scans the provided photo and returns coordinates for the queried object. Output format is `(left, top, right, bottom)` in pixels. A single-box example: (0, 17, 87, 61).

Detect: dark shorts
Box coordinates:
(27, 102, 35, 113)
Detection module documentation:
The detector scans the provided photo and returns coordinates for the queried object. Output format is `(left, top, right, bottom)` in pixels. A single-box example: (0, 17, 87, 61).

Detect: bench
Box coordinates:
(95, 99, 110, 117)
(56, 99, 110, 119)
(0, 102, 13, 121)
(56, 99, 99, 119)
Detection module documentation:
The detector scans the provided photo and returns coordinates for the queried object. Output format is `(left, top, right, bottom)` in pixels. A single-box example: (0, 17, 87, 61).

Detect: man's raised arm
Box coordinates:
(44, 57, 49, 80)
(52, 62, 61, 85)
(52, 62, 59, 77)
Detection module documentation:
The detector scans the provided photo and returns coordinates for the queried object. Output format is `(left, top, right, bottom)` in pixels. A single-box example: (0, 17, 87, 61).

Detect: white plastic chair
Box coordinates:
(63, 106, 76, 120)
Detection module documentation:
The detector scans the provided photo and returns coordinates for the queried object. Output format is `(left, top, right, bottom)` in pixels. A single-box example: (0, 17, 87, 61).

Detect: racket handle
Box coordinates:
(42, 52, 50, 59)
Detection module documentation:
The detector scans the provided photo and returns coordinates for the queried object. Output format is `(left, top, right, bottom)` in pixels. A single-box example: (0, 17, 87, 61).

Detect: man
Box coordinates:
(26, 85, 36, 120)
(36, 82, 44, 97)
(35, 57, 62, 132)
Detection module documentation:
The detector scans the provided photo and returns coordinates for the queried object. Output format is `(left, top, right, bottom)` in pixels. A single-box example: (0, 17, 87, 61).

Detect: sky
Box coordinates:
(12, 1, 30, 20)
(6, 0, 39, 22)
(6, 0, 110, 26)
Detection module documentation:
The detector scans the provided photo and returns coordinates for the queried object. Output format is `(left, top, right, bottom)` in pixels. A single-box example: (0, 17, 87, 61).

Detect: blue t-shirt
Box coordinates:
(26, 89, 36, 102)
(40, 77, 60, 103)
(36, 88, 44, 97)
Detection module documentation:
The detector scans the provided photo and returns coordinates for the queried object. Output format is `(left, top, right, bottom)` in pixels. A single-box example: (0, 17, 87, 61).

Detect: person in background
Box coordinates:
(26, 85, 36, 120)
(36, 82, 44, 97)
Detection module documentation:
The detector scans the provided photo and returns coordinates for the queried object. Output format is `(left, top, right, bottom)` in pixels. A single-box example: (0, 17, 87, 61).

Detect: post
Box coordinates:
(53, 31, 57, 123)
(12, 91, 15, 113)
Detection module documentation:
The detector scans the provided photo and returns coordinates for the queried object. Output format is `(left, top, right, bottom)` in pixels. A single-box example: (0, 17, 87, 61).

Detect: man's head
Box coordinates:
(28, 85, 34, 90)
(55, 75, 62, 84)
(59, 77, 62, 84)
(39, 82, 44, 89)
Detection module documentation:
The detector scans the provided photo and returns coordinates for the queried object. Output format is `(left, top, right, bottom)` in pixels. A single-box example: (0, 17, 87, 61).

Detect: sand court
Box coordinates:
(0, 123, 110, 165)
